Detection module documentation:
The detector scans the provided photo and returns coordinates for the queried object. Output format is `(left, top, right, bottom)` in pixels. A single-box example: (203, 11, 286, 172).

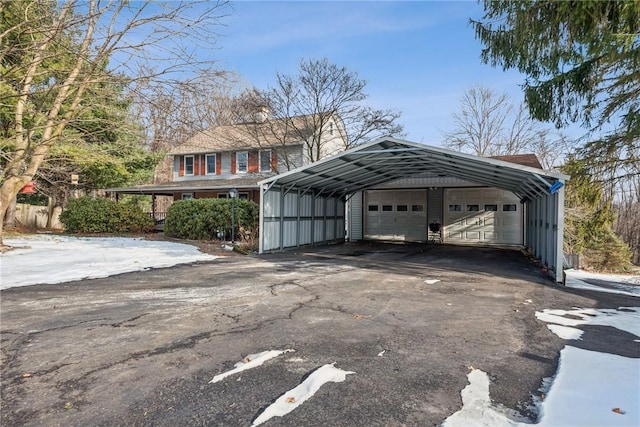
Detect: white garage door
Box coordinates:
(444, 188, 523, 245)
(364, 190, 427, 242)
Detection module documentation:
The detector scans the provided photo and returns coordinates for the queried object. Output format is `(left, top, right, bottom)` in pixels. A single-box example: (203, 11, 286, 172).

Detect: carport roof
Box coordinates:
(259, 138, 569, 201)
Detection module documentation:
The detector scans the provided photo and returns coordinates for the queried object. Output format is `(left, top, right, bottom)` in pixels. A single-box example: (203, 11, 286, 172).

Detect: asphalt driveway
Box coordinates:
(1, 242, 636, 426)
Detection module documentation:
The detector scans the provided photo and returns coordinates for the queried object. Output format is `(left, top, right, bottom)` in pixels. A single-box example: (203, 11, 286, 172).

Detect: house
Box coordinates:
(107, 112, 347, 213)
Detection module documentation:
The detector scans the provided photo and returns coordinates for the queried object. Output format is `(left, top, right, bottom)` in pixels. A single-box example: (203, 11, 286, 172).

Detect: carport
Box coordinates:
(258, 138, 569, 282)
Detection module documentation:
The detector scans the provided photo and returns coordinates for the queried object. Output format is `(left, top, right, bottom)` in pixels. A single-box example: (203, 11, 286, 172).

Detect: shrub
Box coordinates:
(165, 198, 259, 242)
(60, 196, 154, 233)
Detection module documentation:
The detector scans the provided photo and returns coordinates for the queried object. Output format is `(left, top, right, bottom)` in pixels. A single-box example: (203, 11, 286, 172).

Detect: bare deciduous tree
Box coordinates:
(132, 70, 246, 154)
(443, 86, 571, 168)
(0, 0, 229, 246)
(251, 58, 404, 166)
(443, 87, 509, 157)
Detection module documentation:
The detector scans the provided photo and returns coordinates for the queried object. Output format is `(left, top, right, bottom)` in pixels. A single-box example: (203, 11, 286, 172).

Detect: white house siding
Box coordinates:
(374, 176, 481, 189)
(348, 192, 363, 241)
(427, 188, 444, 224)
(277, 145, 304, 172)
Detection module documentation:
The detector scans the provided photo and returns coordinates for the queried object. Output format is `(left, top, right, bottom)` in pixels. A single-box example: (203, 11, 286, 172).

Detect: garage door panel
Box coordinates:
(484, 231, 496, 240)
(364, 190, 427, 241)
(444, 188, 523, 245)
(465, 231, 480, 240)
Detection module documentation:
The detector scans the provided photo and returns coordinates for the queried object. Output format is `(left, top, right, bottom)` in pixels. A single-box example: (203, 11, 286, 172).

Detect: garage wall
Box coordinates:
(348, 191, 363, 241)
(427, 187, 443, 225)
(525, 188, 564, 277)
(260, 185, 345, 252)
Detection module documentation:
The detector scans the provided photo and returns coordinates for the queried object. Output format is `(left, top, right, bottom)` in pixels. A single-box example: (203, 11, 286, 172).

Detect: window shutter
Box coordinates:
(193, 155, 199, 175)
(248, 151, 258, 173)
(216, 154, 221, 175)
(179, 156, 185, 176)
(200, 155, 206, 175)
(231, 152, 236, 174)
(271, 150, 277, 171)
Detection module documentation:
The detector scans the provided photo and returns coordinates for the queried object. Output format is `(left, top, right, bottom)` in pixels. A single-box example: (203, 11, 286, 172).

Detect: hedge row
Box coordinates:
(164, 198, 259, 241)
(60, 196, 154, 233)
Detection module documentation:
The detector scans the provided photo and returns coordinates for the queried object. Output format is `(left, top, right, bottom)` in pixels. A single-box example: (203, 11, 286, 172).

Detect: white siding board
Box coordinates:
(349, 191, 363, 241)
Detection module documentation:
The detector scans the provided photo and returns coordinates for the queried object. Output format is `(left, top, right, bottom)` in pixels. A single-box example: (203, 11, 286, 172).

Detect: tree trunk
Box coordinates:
(3, 197, 17, 228)
(0, 177, 28, 246)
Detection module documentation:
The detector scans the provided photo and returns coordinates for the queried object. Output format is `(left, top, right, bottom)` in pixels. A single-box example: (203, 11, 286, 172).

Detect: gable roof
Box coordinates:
(169, 114, 333, 155)
(259, 138, 568, 201)
(490, 154, 543, 169)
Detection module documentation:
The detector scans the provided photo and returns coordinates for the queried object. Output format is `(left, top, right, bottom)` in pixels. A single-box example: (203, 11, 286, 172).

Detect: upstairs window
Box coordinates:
(206, 154, 216, 174)
(184, 155, 194, 176)
(236, 151, 248, 173)
(259, 149, 272, 172)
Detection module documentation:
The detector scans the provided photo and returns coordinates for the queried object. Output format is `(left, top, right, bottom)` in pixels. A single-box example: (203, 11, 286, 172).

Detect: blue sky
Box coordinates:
(211, 1, 577, 145)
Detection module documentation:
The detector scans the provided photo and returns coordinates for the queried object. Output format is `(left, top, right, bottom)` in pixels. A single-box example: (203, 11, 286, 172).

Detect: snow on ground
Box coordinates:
(210, 350, 295, 384)
(565, 268, 640, 297)
(0, 234, 217, 289)
(443, 307, 640, 427)
(251, 363, 355, 426)
(536, 307, 640, 337)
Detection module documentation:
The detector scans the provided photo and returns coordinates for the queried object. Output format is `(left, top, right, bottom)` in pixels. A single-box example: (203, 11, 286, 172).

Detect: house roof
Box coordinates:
(169, 114, 327, 155)
(258, 138, 568, 201)
(490, 154, 543, 169)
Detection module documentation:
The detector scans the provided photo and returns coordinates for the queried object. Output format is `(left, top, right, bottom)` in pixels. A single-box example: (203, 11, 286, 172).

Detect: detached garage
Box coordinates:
(362, 187, 523, 245)
(258, 138, 569, 282)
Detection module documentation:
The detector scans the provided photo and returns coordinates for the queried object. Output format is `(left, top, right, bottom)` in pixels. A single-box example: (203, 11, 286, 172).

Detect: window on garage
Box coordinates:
(382, 205, 393, 211)
(412, 205, 424, 212)
(467, 204, 480, 211)
(484, 204, 498, 211)
(449, 204, 461, 211)
(368, 205, 379, 211)
(503, 204, 517, 211)
(397, 205, 408, 212)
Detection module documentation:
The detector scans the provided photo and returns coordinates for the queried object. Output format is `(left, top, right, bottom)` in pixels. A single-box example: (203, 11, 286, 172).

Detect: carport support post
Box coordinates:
(259, 184, 265, 254)
(554, 185, 565, 283)
(279, 187, 285, 251)
(152, 194, 156, 222)
(310, 193, 315, 245)
(296, 188, 301, 248)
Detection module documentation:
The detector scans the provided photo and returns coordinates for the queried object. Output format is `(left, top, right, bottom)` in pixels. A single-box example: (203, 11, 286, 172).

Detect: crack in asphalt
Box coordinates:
(100, 313, 150, 328)
(28, 285, 319, 412)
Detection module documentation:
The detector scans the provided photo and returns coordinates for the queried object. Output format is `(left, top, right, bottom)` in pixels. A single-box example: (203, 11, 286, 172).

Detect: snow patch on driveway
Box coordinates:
(210, 350, 295, 384)
(251, 363, 355, 426)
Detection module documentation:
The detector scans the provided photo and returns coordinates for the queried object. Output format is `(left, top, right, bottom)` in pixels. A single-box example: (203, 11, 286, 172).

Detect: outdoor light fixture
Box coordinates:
(229, 187, 238, 243)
